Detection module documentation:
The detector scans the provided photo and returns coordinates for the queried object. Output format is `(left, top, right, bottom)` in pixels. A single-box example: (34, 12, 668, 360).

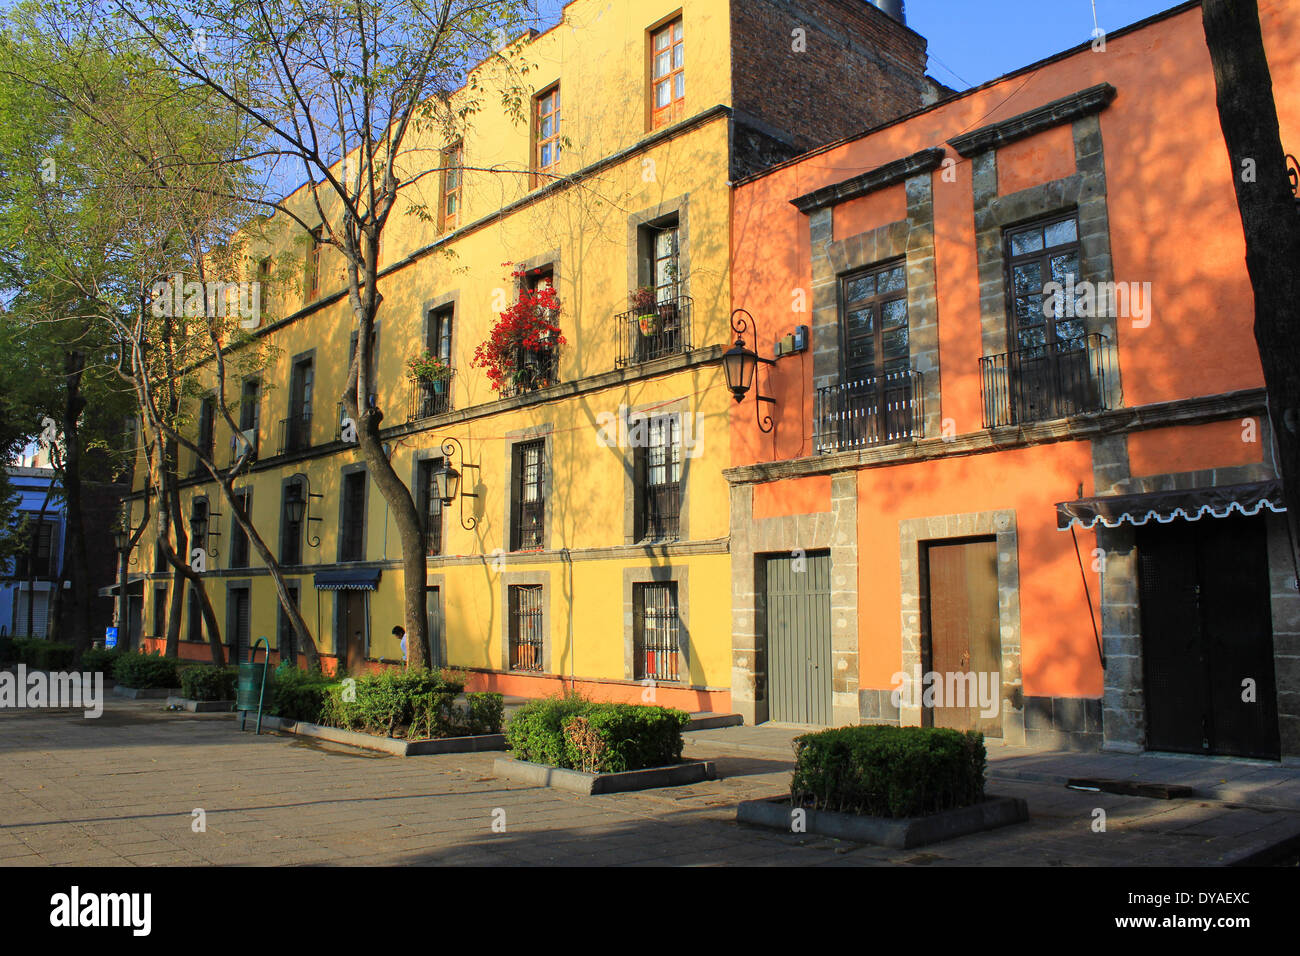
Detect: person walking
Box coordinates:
(392, 625, 407, 668)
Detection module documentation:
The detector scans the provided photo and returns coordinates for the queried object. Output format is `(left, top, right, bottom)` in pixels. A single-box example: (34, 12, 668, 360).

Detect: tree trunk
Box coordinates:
(62, 347, 93, 655)
(1202, 0, 1300, 578)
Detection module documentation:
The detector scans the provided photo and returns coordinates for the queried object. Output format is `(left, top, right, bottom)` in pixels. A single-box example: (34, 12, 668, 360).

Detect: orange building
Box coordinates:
(726, 0, 1300, 761)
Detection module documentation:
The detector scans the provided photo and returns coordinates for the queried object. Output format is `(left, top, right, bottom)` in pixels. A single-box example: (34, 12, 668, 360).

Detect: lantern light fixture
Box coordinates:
(724, 308, 777, 433)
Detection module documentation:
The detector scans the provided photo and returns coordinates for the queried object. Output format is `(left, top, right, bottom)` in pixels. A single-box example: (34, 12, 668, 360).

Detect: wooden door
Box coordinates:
(924, 538, 1002, 737)
(339, 591, 368, 672)
(765, 552, 832, 725)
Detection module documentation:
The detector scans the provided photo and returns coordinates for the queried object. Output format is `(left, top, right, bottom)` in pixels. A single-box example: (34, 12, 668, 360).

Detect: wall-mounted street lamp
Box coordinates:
(723, 308, 777, 433)
(435, 437, 480, 531)
(286, 472, 324, 548)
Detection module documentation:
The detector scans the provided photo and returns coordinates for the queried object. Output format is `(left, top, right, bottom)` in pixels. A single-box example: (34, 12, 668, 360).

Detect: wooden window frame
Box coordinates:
(440, 141, 463, 232)
(649, 17, 685, 131)
(229, 490, 251, 569)
(838, 258, 910, 383)
(339, 470, 367, 563)
(307, 226, 323, 300)
(533, 84, 561, 186)
(1003, 210, 1084, 354)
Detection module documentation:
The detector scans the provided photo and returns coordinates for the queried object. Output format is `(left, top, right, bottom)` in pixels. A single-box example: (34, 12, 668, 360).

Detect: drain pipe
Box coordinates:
(1070, 524, 1105, 669)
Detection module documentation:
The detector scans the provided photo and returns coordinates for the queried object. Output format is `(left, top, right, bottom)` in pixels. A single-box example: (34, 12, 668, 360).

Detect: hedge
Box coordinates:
(269, 668, 336, 723)
(13, 638, 76, 671)
(317, 669, 501, 740)
(790, 725, 986, 819)
(113, 651, 180, 689)
(79, 647, 123, 675)
(179, 665, 238, 702)
(505, 695, 689, 772)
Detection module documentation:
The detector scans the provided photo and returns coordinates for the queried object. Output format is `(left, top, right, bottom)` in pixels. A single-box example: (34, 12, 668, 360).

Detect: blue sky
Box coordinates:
(530, 0, 1184, 92)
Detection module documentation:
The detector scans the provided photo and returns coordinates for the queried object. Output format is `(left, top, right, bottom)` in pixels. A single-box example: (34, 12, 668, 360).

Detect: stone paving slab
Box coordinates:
(0, 699, 1298, 866)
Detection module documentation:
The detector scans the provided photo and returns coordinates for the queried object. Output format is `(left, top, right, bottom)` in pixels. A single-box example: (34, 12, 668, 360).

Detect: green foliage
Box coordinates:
(319, 668, 466, 738)
(78, 647, 122, 675)
(112, 650, 180, 689)
(461, 692, 505, 736)
(179, 665, 237, 701)
(504, 695, 688, 772)
(269, 668, 336, 723)
(13, 637, 77, 671)
(790, 725, 987, 819)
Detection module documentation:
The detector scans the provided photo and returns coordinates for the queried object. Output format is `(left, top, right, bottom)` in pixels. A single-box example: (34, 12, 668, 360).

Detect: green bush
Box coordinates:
(460, 692, 505, 736)
(269, 668, 336, 723)
(180, 665, 238, 702)
(505, 696, 688, 772)
(322, 669, 467, 737)
(790, 725, 986, 819)
(112, 650, 180, 689)
(79, 647, 123, 675)
(16, 639, 77, 671)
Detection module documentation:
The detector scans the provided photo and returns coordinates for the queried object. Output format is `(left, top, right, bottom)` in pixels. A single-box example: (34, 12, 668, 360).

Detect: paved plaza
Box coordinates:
(2, 699, 1299, 867)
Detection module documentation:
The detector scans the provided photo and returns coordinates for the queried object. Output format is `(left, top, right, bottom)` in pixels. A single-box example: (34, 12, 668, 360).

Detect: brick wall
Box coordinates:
(730, 0, 934, 176)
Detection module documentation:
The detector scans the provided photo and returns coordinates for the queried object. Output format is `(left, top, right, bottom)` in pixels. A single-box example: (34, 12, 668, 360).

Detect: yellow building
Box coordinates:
(123, 0, 937, 711)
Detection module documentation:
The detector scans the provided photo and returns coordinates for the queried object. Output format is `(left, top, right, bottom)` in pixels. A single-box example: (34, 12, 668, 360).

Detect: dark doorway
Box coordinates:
(922, 537, 1002, 737)
(1138, 514, 1280, 759)
(763, 551, 831, 725)
(426, 586, 443, 668)
(338, 591, 368, 672)
(228, 587, 250, 664)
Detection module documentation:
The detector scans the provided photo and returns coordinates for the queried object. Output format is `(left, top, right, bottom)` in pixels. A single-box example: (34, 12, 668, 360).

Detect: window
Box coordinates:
(281, 479, 304, 566)
(508, 584, 544, 671)
(340, 471, 367, 562)
(649, 222, 681, 303)
(257, 256, 271, 285)
(229, 490, 251, 569)
(285, 357, 313, 452)
(418, 458, 445, 556)
(190, 498, 209, 556)
(195, 395, 215, 473)
(236, 378, 260, 459)
(650, 18, 685, 129)
(277, 583, 301, 666)
(307, 226, 323, 300)
(14, 519, 57, 578)
(1005, 213, 1084, 354)
(187, 585, 203, 642)
(634, 582, 680, 681)
(510, 440, 545, 551)
(441, 141, 463, 231)
(534, 85, 560, 181)
(153, 586, 168, 640)
(636, 414, 683, 541)
(428, 306, 453, 364)
(833, 260, 916, 446)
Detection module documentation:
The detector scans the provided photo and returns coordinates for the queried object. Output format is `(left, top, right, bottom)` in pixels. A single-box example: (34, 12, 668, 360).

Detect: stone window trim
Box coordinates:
(626, 195, 691, 302)
(513, 249, 561, 293)
(967, 107, 1122, 413)
(948, 83, 1117, 158)
(621, 396, 693, 545)
(420, 290, 460, 364)
(503, 423, 554, 554)
(791, 147, 946, 213)
(622, 565, 691, 684)
(409, 445, 449, 557)
(499, 570, 552, 675)
(727, 473, 859, 726)
(898, 510, 1025, 745)
(808, 172, 941, 440)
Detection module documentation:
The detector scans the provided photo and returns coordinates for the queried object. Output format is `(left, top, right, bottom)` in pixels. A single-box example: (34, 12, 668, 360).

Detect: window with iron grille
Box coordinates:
(511, 439, 545, 551)
(340, 471, 366, 562)
(229, 491, 251, 569)
(509, 584, 544, 672)
(153, 586, 168, 640)
(418, 457, 445, 556)
(280, 479, 304, 565)
(636, 415, 682, 541)
(634, 582, 680, 682)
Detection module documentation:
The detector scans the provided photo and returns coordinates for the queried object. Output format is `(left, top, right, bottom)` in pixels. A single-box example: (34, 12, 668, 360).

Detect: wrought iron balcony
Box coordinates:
(500, 346, 561, 399)
(278, 412, 312, 455)
(615, 295, 693, 368)
(979, 332, 1112, 428)
(408, 370, 456, 422)
(815, 368, 924, 454)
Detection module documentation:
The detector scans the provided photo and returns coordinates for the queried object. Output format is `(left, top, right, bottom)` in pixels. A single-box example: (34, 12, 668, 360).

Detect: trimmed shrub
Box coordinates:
(459, 692, 505, 736)
(17, 639, 77, 671)
(113, 651, 180, 689)
(180, 665, 238, 702)
(269, 668, 336, 723)
(323, 669, 466, 737)
(790, 725, 986, 819)
(505, 696, 689, 772)
(79, 647, 123, 675)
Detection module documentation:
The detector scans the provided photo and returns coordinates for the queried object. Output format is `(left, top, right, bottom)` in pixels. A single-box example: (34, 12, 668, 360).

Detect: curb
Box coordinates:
(254, 714, 504, 756)
(166, 696, 235, 713)
(493, 756, 717, 794)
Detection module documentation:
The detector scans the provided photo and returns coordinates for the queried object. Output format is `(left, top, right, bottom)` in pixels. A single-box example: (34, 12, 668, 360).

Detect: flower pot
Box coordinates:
(638, 314, 660, 336)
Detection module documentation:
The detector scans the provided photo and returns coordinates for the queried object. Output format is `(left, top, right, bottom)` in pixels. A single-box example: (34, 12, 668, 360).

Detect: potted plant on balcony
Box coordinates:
(632, 286, 659, 336)
(407, 350, 453, 394)
(472, 267, 565, 394)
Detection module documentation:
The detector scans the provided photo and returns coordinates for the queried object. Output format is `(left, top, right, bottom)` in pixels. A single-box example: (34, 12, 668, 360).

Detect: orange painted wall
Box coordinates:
(855, 441, 1102, 698)
(730, 1, 1299, 469)
(463, 670, 729, 713)
(833, 184, 906, 241)
(996, 123, 1077, 196)
(1127, 418, 1263, 478)
(754, 474, 832, 519)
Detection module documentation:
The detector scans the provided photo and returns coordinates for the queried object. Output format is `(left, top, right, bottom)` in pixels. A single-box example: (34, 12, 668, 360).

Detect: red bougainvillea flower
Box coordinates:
(471, 267, 566, 391)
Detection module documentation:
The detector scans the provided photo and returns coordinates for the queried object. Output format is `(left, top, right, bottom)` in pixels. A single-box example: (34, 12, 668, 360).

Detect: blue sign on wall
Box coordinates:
(105, 627, 118, 649)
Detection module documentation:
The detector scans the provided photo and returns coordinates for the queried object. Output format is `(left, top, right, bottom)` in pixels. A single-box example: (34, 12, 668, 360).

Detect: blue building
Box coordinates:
(0, 465, 66, 638)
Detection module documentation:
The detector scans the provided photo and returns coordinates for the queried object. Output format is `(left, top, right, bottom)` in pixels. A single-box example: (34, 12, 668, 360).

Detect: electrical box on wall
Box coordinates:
(774, 325, 809, 358)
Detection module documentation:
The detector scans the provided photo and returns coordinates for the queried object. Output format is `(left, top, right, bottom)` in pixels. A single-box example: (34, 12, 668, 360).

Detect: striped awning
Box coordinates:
(1056, 480, 1286, 531)
(313, 568, 382, 591)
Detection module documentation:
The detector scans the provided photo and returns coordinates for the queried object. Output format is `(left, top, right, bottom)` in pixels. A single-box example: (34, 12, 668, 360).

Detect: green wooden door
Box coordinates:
(766, 551, 832, 725)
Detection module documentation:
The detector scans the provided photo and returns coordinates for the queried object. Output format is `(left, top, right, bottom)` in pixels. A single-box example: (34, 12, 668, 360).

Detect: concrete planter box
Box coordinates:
(256, 714, 505, 757)
(493, 756, 717, 795)
(683, 712, 744, 731)
(166, 696, 235, 713)
(112, 685, 179, 700)
(737, 795, 1029, 849)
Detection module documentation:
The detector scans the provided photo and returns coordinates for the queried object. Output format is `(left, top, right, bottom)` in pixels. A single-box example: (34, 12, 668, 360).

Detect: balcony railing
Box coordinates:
(615, 295, 693, 368)
(278, 412, 312, 455)
(979, 332, 1111, 428)
(815, 368, 924, 454)
(408, 371, 456, 422)
(500, 346, 561, 399)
